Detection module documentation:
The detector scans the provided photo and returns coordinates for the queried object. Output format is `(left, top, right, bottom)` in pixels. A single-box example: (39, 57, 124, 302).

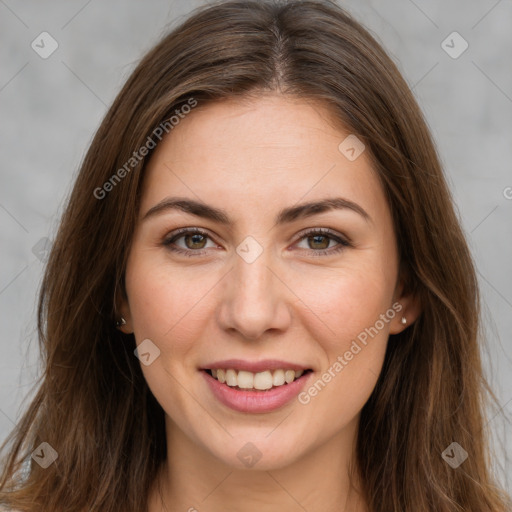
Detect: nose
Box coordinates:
(216, 246, 292, 341)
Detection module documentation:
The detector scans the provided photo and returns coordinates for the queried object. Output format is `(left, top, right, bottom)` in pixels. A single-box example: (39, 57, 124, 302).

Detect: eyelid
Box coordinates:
(163, 226, 350, 243)
(162, 227, 217, 246)
(162, 226, 351, 256)
(293, 226, 352, 245)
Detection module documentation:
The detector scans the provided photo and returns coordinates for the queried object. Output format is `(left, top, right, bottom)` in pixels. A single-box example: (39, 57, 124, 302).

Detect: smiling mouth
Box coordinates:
(203, 368, 313, 391)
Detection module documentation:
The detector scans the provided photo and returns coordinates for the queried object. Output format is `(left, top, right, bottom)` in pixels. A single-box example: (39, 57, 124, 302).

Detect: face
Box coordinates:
(119, 93, 417, 471)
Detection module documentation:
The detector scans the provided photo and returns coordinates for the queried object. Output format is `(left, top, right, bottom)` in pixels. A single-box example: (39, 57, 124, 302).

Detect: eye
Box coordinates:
(293, 228, 351, 256)
(162, 227, 351, 257)
(162, 228, 215, 256)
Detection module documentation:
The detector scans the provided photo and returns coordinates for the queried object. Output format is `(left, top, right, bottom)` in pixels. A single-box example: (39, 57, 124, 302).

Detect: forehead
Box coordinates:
(139, 93, 388, 228)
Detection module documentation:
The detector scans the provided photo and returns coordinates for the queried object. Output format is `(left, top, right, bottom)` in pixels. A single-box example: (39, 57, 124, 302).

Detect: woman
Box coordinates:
(0, 0, 510, 510)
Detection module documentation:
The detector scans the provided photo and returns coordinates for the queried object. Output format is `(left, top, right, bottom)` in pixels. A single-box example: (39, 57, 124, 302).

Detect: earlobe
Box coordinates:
(116, 318, 133, 334)
(389, 310, 408, 335)
(115, 317, 127, 328)
(389, 293, 421, 335)
(114, 282, 134, 334)
(389, 270, 421, 334)
(115, 310, 133, 334)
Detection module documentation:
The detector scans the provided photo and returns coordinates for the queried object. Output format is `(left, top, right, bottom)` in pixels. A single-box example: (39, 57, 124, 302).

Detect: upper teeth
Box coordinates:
(210, 369, 305, 390)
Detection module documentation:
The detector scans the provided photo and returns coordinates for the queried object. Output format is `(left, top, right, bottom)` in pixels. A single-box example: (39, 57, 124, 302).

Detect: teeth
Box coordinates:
(208, 368, 308, 390)
(272, 369, 285, 386)
(254, 370, 273, 390)
(237, 370, 254, 389)
(285, 370, 295, 383)
(226, 369, 237, 387)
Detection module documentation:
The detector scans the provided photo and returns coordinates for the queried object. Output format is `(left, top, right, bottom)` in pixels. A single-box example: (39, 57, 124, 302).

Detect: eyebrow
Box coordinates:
(142, 196, 372, 226)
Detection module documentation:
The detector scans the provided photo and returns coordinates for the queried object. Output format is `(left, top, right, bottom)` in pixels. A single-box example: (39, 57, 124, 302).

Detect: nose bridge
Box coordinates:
(219, 238, 290, 339)
(232, 233, 275, 298)
(234, 244, 273, 300)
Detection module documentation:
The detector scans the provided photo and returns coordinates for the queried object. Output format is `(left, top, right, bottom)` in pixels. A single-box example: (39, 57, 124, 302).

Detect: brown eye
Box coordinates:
(294, 228, 351, 256)
(163, 227, 351, 258)
(163, 228, 215, 256)
(182, 232, 208, 250)
(307, 234, 331, 250)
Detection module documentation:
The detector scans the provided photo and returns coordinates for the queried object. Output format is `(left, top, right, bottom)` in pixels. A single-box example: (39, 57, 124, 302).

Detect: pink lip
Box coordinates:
(201, 369, 312, 413)
(200, 359, 311, 373)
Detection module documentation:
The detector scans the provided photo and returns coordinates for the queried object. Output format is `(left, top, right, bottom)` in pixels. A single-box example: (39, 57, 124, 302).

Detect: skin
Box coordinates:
(117, 93, 421, 512)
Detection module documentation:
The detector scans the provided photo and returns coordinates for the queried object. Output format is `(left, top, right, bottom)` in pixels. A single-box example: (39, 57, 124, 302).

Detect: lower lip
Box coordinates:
(201, 370, 312, 413)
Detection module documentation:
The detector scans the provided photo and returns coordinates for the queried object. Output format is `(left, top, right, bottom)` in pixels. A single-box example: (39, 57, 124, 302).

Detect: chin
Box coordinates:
(206, 434, 306, 471)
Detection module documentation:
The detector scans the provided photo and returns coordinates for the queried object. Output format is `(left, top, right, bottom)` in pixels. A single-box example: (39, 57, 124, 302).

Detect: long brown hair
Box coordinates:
(0, 1, 509, 510)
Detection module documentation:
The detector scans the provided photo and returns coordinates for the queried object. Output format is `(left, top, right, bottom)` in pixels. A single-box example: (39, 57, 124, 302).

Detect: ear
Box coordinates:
(114, 280, 134, 334)
(388, 276, 421, 335)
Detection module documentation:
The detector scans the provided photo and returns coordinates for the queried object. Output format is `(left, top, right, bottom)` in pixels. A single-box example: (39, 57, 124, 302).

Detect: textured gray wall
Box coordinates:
(1, 0, 511, 492)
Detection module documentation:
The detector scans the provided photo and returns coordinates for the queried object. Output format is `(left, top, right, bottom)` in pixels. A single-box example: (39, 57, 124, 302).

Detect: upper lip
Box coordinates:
(200, 359, 312, 373)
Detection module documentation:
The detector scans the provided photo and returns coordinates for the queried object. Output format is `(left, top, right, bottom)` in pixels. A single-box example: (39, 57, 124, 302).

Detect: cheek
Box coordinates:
(295, 263, 394, 405)
(124, 252, 212, 415)
(296, 260, 395, 340)
(124, 250, 216, 359)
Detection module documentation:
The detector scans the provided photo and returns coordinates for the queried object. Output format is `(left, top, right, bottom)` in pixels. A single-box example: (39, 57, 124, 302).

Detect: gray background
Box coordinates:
(1, 0, 511, 493)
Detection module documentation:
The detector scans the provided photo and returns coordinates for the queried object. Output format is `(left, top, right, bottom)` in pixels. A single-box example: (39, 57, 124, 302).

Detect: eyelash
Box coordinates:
(162, 227, 351, 257)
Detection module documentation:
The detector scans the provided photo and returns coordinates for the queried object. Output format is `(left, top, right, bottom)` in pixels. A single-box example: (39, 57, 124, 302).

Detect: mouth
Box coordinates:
(201, 366, 314, 413)
(202, 368, 314, 392)
(199, 359, 315, 412)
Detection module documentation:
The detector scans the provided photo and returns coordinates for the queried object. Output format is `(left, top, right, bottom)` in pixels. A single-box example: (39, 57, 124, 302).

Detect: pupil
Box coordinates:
(188, 234, 206, 249)
(311, 235, 328, 249)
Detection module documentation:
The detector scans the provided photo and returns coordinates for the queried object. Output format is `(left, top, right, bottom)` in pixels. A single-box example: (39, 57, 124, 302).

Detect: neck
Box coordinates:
(149, 415, 368, 512)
